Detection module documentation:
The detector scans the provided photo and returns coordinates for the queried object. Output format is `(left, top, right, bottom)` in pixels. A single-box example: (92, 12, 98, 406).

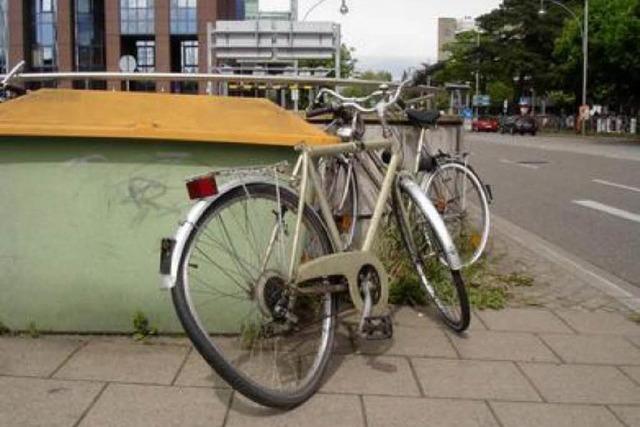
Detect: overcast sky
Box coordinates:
(260, 0, 502, 77)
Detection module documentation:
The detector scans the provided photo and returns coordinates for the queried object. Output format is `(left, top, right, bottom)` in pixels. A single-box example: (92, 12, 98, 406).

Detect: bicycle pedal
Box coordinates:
(361, 315, 393, 340)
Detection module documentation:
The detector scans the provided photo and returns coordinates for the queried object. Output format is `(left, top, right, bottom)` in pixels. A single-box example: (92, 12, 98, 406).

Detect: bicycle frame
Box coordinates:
(291, 139, 399, 257)
(286, 139, 401, 318)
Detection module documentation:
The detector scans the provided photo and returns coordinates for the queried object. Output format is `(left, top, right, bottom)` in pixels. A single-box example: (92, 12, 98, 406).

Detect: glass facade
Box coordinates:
(30, 0, 58, 71)
(120, 0, 155, 35)
(0, 0, 7, 74)
(170, 0, 197, 35)
(75, 0, 105, 71)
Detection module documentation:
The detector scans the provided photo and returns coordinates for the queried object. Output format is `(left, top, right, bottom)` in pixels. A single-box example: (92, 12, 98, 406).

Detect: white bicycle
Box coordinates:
(159, 79, 470, 408)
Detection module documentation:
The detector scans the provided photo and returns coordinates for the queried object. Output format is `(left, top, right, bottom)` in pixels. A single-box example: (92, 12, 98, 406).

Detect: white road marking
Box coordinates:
(573, 200, 640, 224)
(499, 159, 540, 169)
(593, 179, 640, 194)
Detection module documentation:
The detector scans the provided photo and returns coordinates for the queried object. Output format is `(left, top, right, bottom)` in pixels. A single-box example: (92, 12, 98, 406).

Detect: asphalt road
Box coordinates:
(465, 132, 640, 288)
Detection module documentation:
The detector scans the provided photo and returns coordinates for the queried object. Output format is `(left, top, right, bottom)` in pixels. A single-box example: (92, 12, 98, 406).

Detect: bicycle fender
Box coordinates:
(399, 177, 463, 271)
(159, 175, 296, 290)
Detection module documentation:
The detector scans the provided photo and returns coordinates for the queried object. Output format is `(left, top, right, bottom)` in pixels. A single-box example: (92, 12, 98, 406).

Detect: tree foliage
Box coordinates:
(429, 0, 640, 111)
(555, 0, 640, 109)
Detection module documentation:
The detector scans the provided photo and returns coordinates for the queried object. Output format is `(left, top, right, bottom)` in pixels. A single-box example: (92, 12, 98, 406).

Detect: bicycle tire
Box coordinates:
(393, 178, 470, 332)
(422, 160, 490, 267)
(172, 182, 336, 408)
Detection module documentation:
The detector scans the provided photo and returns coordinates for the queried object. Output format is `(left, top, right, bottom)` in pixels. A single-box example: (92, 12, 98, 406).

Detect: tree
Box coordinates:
(554, 0, 640, 111)
(430, 0, 583, 106)
(487, 81, 514, 107)
(428, 0, 640, 112)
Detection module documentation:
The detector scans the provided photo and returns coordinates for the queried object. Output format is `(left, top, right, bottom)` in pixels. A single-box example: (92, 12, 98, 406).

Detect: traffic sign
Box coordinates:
(473, 95, 491, 107)
(119, 55, 137, 73)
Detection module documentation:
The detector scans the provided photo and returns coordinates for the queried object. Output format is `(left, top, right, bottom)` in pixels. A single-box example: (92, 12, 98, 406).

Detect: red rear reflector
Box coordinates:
(186, 175, 218, 200)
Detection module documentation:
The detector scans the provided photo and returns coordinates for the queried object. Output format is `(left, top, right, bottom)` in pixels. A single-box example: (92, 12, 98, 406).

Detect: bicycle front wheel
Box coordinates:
(394, 178, 470, 332)
(172, 182, 336, 408)
(422, 160, 490, 267)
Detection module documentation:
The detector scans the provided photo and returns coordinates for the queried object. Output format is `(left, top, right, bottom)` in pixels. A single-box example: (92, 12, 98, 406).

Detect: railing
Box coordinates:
(0, 71, 398, 88)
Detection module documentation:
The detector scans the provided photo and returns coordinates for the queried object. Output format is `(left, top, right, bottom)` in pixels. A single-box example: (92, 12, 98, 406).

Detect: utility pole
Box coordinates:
(539, 0, 589, 135)
(582, 0, 589, 135)
(475, 30, 480, 118)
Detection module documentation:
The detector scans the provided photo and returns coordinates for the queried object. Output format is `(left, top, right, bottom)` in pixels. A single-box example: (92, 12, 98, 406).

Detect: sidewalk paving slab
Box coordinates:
(519, 363, 640, 404)
(627, 335, 640, 349)
(620, 367, 640, 385)
(0, 376, 104, 427)
(173, 350, 230, 388)
(608, 405, 640, 427)
(553, 311, 640, 335)
(78, 383, 230, 427)
(475, 309, 573, 334)
(540, 334, 640, 365)
(489, 402, 625, 427)
(391, 306, 487, 331)
(54, 340, 189, 385)
(320, 355, 421, 396)
(354, 325, 457, 358)
(448, 331, 559, 363)
(411, 358, 542, 401)
(0, 336, 84, 377)
(226, 393, 364, 427)
(363, 396, 499, 427)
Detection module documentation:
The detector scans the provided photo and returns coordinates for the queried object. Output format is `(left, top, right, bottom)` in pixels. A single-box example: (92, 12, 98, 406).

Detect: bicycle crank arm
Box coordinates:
(294, 251, 390, 317)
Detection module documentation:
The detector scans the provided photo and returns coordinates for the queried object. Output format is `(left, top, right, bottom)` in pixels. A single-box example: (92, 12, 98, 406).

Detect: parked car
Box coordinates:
(501, 115, 538, 135)
(472, 116, 500, 132)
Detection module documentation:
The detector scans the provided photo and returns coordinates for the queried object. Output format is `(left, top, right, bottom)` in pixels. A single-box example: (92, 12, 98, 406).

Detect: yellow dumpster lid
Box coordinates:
(0, 89, 339, 146)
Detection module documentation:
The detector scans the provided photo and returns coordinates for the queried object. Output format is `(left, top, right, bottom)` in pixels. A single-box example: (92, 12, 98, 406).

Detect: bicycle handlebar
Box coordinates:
(312, 78, 412, 117)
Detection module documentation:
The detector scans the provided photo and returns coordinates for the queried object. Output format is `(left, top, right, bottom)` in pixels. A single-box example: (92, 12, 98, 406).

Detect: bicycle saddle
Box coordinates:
(406, 109, 440, 128)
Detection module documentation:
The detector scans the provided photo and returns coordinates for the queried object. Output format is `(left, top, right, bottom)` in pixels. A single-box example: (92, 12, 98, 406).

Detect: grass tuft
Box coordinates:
(377, 220, 534, 311)
(132, 311, 158, 341)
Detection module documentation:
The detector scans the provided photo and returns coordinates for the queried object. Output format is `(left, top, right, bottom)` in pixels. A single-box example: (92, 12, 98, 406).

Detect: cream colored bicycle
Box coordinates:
(159, 79, 469, 409)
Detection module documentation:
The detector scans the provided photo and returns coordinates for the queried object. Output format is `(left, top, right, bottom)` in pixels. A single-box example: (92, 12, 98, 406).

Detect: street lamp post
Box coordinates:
(302, 0, 349, 21)
(539, 0, 589, 134)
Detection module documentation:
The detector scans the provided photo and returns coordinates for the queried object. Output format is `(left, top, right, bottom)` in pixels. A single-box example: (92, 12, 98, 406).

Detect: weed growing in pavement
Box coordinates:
(0, 321, 10, 335)
(27, 321, 39, 338)
(132, 311, 158, 341)
(629, 313, 640, 324)
(377, 221, 534, 310)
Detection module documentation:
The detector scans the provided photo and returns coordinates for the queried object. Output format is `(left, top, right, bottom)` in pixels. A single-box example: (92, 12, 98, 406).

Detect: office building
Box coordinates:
(437, 16, 476, 62)
(2, 0, 243, 92)
(244, 0, 297, 20)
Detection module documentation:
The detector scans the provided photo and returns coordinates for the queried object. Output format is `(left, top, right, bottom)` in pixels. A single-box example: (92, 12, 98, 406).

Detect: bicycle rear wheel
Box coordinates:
(172, 182, 336, 408)
(422, 160, 490, 267)
(319, 155, 359, 249)
(394, 178, 470, 332)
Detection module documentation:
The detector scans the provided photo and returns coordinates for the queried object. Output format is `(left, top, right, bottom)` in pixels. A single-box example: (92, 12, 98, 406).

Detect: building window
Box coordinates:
(170, 0, 197, 35)
(75, 0, 105, 71)
(120, 0, 155, 35)
(180, 40, 198, 73)
(30, 0, 58, 71)
(0, 0, 7, 74)
(136, 40, 155, 72)
(172, 39, 198, 93)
